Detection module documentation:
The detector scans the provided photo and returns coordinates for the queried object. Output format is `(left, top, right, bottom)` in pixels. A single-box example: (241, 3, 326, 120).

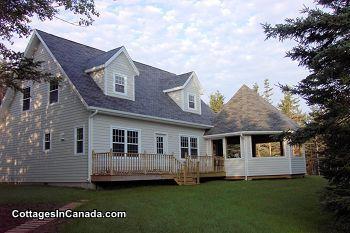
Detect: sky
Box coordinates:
(6, 0, 316, 111)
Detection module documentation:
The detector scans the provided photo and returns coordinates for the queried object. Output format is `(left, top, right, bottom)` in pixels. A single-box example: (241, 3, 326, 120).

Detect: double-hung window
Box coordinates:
(112, 128, 139, 154)
(114, 75, 126, 94)
(180, 136, 198, 158)
(22, 87, 31, 111)
(75, 127, 84, 154)
(188, 94, 195, 109)
(44, 132, 51, 151)
(49, 80, 59, 104)
(156, 134, 167, 154)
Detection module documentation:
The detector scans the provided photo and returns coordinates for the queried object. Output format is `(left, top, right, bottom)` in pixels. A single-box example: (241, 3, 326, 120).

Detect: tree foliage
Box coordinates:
(0, 0, 99, 92)
(209, 90, 225, 113)
(252, 82, 259, 93)
(278, 90, 306, 125)
(263, 0, 350, 231)
(262, 78, 273, 103)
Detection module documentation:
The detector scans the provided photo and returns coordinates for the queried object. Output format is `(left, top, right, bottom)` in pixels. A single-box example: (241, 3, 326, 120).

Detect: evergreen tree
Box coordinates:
(209, 90, 225, 113)
(264, 1, 350, 231)
(262, 78, 273, 104)
(252, 82, 259, 93)
(278, 90, 306, 125)
(0, 1, 99, 92)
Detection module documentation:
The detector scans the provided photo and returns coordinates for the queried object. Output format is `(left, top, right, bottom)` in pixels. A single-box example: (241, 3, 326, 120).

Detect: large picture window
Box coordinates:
(252, 135, 283, 157)
(112, 128, 139, 154)
(49, 80, 59, 104)
(226, 136, 241, 158)
(22, 87, 31, 111)
(180, 136, 198, 158)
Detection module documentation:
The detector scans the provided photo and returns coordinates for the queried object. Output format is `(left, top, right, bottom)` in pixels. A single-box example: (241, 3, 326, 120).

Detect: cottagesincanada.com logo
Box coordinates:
(12, 209, 127, 220)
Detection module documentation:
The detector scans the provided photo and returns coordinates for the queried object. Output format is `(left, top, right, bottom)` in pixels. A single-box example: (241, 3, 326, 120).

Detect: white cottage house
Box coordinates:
(0, 30, 306, 188)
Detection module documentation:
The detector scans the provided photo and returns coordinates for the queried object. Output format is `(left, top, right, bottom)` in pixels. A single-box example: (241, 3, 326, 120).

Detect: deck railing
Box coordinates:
(92, 151, 225, 177)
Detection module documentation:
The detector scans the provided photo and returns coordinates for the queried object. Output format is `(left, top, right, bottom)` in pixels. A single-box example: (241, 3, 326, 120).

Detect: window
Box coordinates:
(180, 136, 198, 158)
(22, 87, 31, 111)
(112, 128, 139, 154)
(114, 75, 125, 93)
(49, 80, 59, 104)
(75, 127, 84, 154)
(252, 135, 283, 157)
(156, 134, 167, 154)
(127, 130, 138, 154)
(112, 129, 125, 153)
(226, 136, 241, 158)
(44, 132, 51, 151)
(292, 145, 302, 157)
(188, 94, 195, 109)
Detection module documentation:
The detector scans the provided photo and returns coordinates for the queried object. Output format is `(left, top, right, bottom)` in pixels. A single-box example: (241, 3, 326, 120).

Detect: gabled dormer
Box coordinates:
(85, 47, 139, 101)
(164, 71, 203, 115)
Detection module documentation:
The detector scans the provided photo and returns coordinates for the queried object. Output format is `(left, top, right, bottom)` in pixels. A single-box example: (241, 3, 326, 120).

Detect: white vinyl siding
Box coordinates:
(92, 114, 206, 159)
(0, 41, 89, 183)
(105, 52, 135, 100)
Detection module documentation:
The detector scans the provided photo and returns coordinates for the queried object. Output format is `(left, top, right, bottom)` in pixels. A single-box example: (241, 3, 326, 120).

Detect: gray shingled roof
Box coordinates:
(162, 72, 193, 90)
(205, 85, 299, 135)
(36, 30, 215, 126)
(85, 47, 123, 70)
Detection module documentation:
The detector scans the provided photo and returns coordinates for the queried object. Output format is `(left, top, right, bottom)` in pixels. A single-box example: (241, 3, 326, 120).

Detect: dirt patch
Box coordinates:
(0, 203, 61, 233)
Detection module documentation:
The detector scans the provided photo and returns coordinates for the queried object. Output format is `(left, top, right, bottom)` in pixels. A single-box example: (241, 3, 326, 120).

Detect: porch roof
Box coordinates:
(205, 85, 299, 136)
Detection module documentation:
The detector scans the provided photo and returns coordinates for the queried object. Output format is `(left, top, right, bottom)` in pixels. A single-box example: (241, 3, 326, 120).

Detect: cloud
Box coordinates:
(6, 0, 315, 111)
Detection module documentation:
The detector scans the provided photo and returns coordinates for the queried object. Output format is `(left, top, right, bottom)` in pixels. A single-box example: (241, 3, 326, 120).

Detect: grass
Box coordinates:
(0, 176, 332, 233)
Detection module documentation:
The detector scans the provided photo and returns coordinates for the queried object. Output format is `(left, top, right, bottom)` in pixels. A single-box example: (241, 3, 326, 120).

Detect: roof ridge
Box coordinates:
(133, 60, 177, 76)
(35, 29, 105, 53)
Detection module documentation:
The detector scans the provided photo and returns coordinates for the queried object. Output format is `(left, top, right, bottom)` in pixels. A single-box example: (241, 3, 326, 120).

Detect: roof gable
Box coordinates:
(32, 30, 214, 127)
(205, 85, 299, 135)
(163, 71, 203, 93)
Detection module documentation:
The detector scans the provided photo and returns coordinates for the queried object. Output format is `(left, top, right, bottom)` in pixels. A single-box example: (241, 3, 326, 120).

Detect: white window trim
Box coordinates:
(43, 130, 52, 153)
(113, 73, 128, 96)
(179, 134, 200, 159)
(154, 132, 168, 154)
(187, 93, 196, 110)
(74, 126, 85, 155)
(48, 80, 59, 106)
(110, 125, 141, 154)
(226, 136, 243, 160)
(22, 86, 31, 112)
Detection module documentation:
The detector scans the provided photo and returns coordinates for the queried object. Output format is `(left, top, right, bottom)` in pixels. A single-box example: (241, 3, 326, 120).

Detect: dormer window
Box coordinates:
(114, 74, 126, 94)
(188, 94, 195, 109)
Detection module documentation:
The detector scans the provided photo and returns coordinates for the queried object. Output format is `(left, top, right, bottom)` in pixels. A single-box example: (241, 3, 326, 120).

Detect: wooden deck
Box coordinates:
(91, 151, 225, 185)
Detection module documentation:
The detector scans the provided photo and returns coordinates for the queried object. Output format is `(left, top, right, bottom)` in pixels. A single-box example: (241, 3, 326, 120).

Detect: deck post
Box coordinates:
(109, 149, 113, 175)
(196, 160, 200, 184)
(92, 150, 96, 175)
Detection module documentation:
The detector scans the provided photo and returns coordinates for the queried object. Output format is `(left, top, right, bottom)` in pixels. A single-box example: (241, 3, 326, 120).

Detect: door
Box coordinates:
(155, 133, 167, 154)
(212, 139, 223, 157)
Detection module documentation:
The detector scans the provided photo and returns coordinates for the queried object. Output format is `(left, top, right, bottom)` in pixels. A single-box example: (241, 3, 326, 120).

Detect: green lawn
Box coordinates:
(0, 176, 332, 233)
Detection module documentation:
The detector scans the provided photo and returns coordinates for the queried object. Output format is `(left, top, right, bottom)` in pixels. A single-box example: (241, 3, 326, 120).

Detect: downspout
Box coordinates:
(87, 110, 98, 182)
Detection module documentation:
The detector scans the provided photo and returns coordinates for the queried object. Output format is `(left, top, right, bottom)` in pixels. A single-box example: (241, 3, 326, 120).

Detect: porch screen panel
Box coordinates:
(112, 129, 125, 153)
(252, 135, 283, 157)
(226, 136, 241, 158)
(127, 130, 139, 153)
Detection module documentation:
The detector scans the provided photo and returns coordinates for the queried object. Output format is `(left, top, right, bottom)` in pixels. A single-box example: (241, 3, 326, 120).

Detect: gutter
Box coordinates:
(87, 110, 98, 182)
(203, 130, 283, 139)
(87, 106, 213, 129)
